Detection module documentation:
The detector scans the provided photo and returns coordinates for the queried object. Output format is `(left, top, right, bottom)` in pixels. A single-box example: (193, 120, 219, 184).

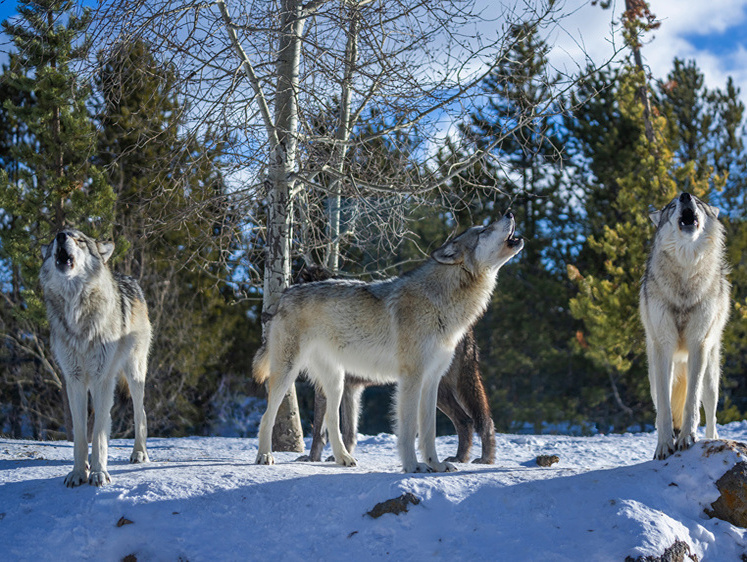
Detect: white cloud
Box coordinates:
(543, 0, 747, 101)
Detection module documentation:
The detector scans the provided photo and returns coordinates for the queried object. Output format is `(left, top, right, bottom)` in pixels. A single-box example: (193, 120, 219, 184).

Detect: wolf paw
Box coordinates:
(472, 457, 495, 465)
(654, 440, 675, 460)
(444, 455, 466, 463)
(256, 452, 275, 465)
(88, 470, 111, 487)
(295, 454, 312, 462)
(64, 468, 89, 488)
(130, 450, 149, 464)
(675, 432, 696, 452)
(429, 461, 457, 473)
(405, 462, 433, 473)
(335, 453, 357, 467)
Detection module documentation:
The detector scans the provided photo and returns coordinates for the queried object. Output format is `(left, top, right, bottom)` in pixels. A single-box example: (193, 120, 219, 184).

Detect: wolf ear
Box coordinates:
(649, 209, 662, 227)
(41, 244, 49, 260)
(431, 240, 464, 265)
(97, 241, 115, 263)
(708, 204, 720, 219)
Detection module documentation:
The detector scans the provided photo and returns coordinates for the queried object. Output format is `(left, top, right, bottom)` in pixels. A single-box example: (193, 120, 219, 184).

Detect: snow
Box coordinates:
(2, 424, 747, 561)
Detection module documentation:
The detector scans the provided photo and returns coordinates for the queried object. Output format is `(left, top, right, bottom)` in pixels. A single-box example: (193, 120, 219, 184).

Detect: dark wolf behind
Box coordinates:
(40, 228, 151, 487)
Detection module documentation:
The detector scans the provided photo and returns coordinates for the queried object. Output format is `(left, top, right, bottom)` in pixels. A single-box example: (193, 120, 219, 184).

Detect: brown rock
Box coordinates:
(366, 492, 420, 519)
(705, 461, 747, 527)
(624, 539, 698, 562)
(536, 454, 560, 467)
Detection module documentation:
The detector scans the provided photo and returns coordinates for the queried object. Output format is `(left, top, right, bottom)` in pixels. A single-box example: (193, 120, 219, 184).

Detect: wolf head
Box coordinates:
(649, 192, 723, 263)
(431, 212, 523, 274)
(40, 229, 115, 290)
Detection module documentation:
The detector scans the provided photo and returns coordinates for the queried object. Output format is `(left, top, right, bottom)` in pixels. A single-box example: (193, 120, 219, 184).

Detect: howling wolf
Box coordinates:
(40, 229, 151, 486)
(640, 192, 730, 460)
(254, 214, 522, 472)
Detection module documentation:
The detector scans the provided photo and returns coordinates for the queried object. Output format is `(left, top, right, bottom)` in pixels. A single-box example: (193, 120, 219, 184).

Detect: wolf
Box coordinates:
(40, 228, 152, 486)
(295, 265, 494, 464)
(254, 213, 522, 472)
(640, 192, 730, 460)
(296, 266, 495, 465)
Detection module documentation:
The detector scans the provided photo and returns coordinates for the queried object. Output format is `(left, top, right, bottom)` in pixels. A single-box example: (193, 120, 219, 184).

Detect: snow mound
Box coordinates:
(1, 424, 746, 561)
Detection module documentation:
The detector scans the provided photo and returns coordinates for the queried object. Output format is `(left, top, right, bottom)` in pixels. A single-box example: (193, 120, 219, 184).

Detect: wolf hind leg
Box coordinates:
(437, 382, 473, 463)
(314, 363, 356, 467)
(297, 387, 327, 462)
(256, 361, 297, 465)
(340, 380, 365, 455)
(124, 355, 149, 464)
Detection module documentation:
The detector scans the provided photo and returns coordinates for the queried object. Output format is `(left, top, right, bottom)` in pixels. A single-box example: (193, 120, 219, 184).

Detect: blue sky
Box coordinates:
(1, 0, 746, 103)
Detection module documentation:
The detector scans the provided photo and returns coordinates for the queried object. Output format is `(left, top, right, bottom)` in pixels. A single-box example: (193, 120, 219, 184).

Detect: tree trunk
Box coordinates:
(263, 0, 307, 452)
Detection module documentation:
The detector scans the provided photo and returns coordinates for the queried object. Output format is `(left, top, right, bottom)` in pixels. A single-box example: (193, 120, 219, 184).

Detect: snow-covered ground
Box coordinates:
(2, 424, 747, 561)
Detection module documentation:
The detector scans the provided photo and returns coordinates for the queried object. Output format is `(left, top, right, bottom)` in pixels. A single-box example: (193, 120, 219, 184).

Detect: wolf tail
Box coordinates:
(253, 344, 270, 384)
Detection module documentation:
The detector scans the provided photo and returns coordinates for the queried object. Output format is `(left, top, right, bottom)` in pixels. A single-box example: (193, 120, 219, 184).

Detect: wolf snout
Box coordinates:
(56, 231, 67, 244)
(678, 193, 698, 231)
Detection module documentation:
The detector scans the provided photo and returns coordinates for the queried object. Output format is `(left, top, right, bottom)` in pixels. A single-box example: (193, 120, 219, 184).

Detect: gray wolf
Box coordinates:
(254, 214, 522, 472)
(40, 229, 151, 486)
(294, 265, 494, 464)
(640, 192, 730, 460)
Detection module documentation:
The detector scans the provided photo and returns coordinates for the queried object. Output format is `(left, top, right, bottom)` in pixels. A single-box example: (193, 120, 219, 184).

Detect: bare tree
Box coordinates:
(89, 0, 611, 448)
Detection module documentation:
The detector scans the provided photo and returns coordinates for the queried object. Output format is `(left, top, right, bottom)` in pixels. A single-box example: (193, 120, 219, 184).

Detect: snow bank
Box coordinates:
(1, 424, 746, 561)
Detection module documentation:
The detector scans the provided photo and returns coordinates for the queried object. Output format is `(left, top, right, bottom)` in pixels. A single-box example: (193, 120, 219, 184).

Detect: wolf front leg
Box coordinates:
(649, 342, 676, 460)
(63, 376, 90, 487)
(419, 371, 456, 473)
(88, 374, 117, 486)
(396, 375, 431, 473)
(676, 344, 707, 452)
(702, 345, 721, 440)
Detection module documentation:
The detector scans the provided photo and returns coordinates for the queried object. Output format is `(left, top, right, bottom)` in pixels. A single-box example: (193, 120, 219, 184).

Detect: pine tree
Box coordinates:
(0, 0, 114, 437)
(95, 38, 255, 436)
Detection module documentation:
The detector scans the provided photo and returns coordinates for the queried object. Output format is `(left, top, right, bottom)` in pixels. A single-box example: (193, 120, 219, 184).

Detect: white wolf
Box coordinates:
(40, 229, 151, 486)
(253, 213, 523, 472)
(640, 192, 730, 460)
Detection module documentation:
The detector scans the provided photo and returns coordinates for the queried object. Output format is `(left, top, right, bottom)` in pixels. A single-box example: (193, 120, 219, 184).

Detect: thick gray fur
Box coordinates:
(254, 214, 521, 473)
(640, 192, 730, 460)
(39, 228, 151, 487)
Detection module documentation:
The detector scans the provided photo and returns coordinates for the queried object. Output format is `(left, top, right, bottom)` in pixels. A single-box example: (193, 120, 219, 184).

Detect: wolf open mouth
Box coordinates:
(506, 223, 522, 248)
(679, 207, 698, 230)
(55, 246, 74, 270)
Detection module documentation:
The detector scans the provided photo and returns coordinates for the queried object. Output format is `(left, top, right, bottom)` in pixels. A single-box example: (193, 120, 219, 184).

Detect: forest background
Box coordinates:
(0, 0, 745, 446)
